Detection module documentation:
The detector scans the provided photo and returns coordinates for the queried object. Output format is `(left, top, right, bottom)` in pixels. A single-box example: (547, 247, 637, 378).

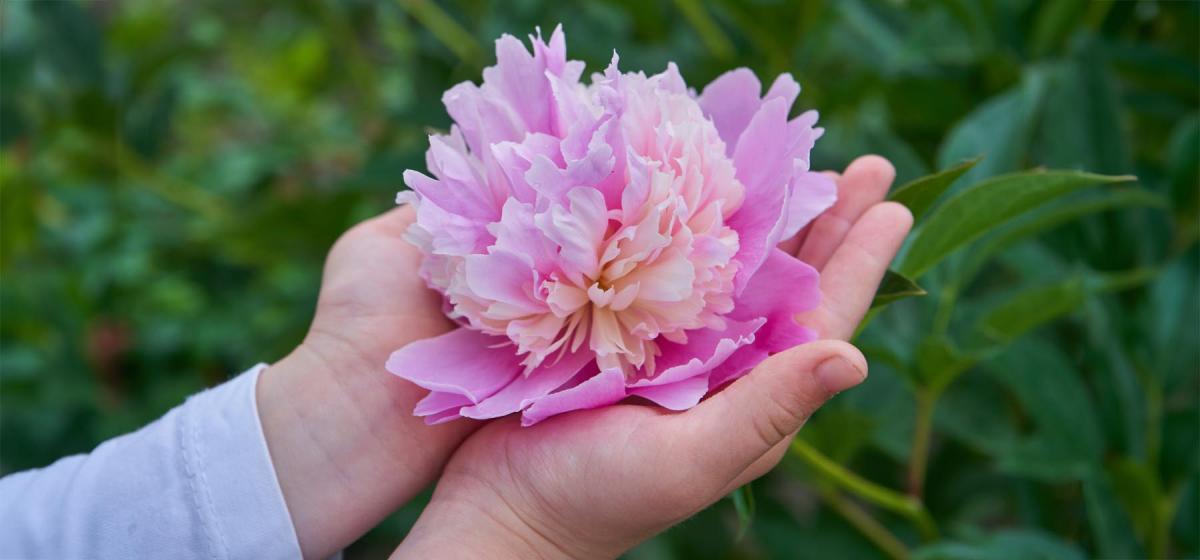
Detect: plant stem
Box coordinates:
(790, 439, 938, 541)
(907, 389, 936, 499)
(819, 487, 910, 560)
(398, 0, 484, 66)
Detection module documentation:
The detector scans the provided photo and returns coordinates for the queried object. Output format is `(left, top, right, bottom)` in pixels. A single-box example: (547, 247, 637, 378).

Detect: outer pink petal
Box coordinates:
(710, 249, 821, 389)
(459, 350, 594, 420)
(521, 368, 627, 426)
(413, 391, 474, 417)
(386, 329, 522, 404)
(628, 375, 710, 410)
(728, 98, 792, 293)
(698, 68, 762, 155)
(777, 170, 838, 241)
(632, 318, 765, 388)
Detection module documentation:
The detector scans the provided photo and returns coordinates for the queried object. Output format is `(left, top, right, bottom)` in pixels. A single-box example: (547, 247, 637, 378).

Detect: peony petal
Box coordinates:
(633, 317, 764, 388)
(629, 374, 710, 410)
(728, 97, 796, 292)
(777, 170, 837, 241)
(413, 391, 474, 417)
(460, 350, 594, 420)
(386, 329, 523, 404)
(698, 68, 762, 155)
(709, 249, 821, 389)
(521, 368, 627, 426)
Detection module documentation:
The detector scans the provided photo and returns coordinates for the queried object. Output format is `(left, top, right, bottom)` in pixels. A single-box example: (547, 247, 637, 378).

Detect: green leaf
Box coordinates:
(729, 484, 755, 541)
(1108, 457, 1162, 542)
(913, 529, 1087, 560)
(976, 275, 1086, 344)
(1034, 48, 1132, 175)
(954, 188, 1167, 288)
(1085, 474, 1147, 558)
(898, 170, 1135, 279)
(937, 69, 1049, 186)
(870, 269, 926, 309)
(887, 157, 979, 222)
(915, 335, 976, 393)
(987, 339, 1105, 481)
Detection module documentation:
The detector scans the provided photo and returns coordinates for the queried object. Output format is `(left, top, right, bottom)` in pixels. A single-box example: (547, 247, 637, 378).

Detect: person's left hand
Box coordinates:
(390, 155, 912, 559)
(255, 205, 481, 559)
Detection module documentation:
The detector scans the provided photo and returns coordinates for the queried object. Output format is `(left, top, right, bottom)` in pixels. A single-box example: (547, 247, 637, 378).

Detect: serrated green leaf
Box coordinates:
(870, 269, 926, 309)
(898, 170, 1135, 279)
(887, 157, 979, 222)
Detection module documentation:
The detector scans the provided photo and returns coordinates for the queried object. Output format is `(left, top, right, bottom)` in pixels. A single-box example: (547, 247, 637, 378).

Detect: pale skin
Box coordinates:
(256, 155, 912, 559)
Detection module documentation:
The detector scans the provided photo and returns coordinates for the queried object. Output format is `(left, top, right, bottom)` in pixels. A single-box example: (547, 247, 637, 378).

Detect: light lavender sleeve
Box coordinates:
(0, 364, 303, 560)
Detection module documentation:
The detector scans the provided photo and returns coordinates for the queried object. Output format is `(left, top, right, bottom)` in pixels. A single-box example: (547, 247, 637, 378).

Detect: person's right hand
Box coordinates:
(390, 156, 911, 559)
(254, 205, 476, 559)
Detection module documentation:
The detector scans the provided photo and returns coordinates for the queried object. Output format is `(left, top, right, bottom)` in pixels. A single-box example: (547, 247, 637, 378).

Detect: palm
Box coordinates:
(309, 205, 453, 356)
(427, 156, 911, 556)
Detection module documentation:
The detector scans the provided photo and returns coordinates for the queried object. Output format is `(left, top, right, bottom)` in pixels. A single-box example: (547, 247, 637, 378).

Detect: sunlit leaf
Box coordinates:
(898, 170, 1135, 279)
(887, 157, 979, 222)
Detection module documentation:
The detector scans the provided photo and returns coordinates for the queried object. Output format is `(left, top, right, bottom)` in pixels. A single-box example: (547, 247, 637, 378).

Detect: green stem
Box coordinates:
(398, 0, 483, 66)
(819, 487, 910, 560)
(671, 0, 735, 60)
(907, 389, 936, 499)
(790, 439, 938, 541)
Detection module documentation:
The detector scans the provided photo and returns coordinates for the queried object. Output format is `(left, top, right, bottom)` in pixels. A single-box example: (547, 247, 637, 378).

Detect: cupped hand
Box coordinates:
(255, 206, 478, 558)
(392, 155, 913, 559)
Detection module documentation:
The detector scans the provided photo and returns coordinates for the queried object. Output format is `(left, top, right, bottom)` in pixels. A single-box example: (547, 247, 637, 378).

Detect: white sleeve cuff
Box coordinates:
(181, 363, 303, 560)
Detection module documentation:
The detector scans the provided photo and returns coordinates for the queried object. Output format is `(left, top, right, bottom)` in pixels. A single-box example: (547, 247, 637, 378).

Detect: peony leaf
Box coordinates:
(870, 269, 926, 310)
(976, 275, 1086, 344)
(953, 188, 1167, 289)
(898, 170, 1135, 279)
(729, 483, 755, 541)
(913, 529, 1087, 560)
(887, 157, 980, 222)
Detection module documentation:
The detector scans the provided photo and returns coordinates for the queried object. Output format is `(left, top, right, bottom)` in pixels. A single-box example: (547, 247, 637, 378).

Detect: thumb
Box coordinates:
(681, 340, 867, 482)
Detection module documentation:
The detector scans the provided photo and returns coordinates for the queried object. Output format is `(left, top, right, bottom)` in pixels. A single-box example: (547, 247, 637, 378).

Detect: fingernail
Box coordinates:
(815, 356, 866, 394)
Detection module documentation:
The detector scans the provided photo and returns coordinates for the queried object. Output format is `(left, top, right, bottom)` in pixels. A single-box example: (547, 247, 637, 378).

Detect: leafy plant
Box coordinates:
(1, 1, 1196, 559)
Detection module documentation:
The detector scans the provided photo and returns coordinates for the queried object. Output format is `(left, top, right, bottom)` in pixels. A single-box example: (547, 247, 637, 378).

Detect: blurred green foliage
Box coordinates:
(1, 0, 1197, 558)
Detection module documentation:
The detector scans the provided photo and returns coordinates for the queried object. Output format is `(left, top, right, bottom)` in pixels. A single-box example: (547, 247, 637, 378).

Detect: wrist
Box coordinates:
(256, 333, 469, 558)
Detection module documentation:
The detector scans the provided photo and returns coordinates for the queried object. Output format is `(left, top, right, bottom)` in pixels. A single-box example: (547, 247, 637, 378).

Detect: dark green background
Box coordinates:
(2, 0, 1197, 558)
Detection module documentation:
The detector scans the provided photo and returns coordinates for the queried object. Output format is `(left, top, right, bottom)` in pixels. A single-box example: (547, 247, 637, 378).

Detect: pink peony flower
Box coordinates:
(387, 25, 836, 426)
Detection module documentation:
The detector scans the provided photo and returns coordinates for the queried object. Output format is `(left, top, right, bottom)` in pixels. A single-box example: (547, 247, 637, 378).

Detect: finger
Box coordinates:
(798, 201, 912, 341)
(778, 171, 841, 255)
(364, 203, 417, 237)
(796, 155, 895, 270)
(718, 438, 791, 496)
(677, 340, 867, 484)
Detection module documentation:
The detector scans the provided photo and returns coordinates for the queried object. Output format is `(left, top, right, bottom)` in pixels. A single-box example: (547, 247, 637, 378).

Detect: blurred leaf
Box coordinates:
(937, 69, 1048, 185)
(870, 270, 926, 310)
(987, 339, 1105, 481)
(1034, 46, 1132, 175)
(976, 275, 1085, 344)
(913, 529, 1087, 560)
(898, 170, 1135, 279)
(729, 484, 754, 541)
(1108, 458, 1162, 543)
(915, 335, 975, 393)
(887, 157, 979, 222)
(1029, 0, 1087, 57)
(1085, 473, 1146, 558)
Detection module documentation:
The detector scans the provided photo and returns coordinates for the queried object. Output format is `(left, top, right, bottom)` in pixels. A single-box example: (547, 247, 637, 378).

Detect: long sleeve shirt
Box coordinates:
(0, 365, 304, 560)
